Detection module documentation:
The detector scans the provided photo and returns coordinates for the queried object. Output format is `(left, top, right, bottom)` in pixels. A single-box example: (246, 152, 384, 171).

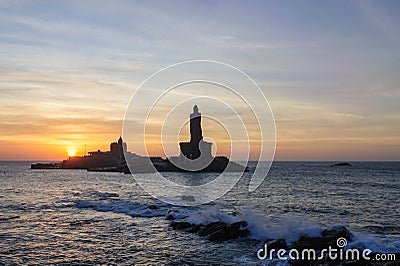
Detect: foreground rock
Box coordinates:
(289, 226, 365, 265)
(170, 220, 249, 242)
(170, 219, 399, 265)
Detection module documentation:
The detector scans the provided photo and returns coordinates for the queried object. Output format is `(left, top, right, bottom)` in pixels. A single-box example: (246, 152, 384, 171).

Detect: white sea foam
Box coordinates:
(76, 199, 399, 253)
(240, 210, 322, 243)
(184, 206, 322, 243)
(348, 233, 400, 253)
(76, 199, 166, 218)
(185, 205, 241, 225)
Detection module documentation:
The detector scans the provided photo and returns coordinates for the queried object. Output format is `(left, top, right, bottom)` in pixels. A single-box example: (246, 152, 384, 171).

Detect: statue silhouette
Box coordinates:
(179, 105, 211, 160)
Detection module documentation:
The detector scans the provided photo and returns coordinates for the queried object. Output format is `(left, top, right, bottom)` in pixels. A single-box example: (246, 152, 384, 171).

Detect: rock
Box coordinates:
(230, 221, 247, 231)
(146, 205, 158, 210)
(187, 224, 203, 233)
(170, 220, 249, 242)
(204, 221, 249, 242)
(208, 229, 232, 241)
(170, 221, 193, 230)
(322, 225, 353, 244)
(166, 214, 175, 220)
(292, 236, 329, 251)
(237, 229, 250, 238)
(198, 221, 228, 237)
(229, 221, 250, 238)
(263, 239, 289, 250)
(291, 226, 353, 252)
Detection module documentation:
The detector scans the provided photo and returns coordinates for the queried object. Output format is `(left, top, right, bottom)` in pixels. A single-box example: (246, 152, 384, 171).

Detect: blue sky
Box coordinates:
(0, 0, 399, 160)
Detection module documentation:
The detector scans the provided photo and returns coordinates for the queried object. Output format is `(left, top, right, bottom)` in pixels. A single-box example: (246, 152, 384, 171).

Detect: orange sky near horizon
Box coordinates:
(1, 112, 399, 161)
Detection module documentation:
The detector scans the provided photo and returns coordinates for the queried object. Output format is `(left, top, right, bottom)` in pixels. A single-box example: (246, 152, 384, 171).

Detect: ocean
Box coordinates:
(1, 161, 399, 265)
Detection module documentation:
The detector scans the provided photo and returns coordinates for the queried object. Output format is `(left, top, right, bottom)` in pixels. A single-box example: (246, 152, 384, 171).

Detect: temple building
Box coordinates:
(110, 136, 127, 160)
(179, 105, 212, 160)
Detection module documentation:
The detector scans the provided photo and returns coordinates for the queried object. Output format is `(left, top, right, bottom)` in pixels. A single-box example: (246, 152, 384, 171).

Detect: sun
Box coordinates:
(68, 150, 76, 157)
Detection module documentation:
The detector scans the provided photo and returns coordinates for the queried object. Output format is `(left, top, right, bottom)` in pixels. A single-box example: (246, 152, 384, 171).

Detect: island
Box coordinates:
(31, 105, 247, 173)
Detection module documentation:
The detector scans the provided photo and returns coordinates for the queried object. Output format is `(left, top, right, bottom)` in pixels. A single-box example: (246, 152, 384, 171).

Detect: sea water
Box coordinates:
(0, 161, 399, 264)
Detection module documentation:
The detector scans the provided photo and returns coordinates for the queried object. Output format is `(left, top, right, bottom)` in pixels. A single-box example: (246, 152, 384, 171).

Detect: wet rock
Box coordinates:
(187, 224, 203, 233)
(321, 225, 353, 244)
(166, 214, 175, 220)
(170, 221, 192, 230)
(170, 220, 249, 242)
(203, 220, 250, 242)
(230, 221, 247, 231)
(208, 229, 232, 241)
(237, 229, 250, 238)
(263, 239, 289, 250)
(291, 226, 353, 252)
(292, 236, 329, 251)
(229, 221, 249, 238)
(146, 205, 158, 210)
(198, 221, 228, 237)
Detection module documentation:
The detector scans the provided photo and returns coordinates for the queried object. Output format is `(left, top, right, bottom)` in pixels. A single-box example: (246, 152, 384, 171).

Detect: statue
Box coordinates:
(179, 105, 211, 160)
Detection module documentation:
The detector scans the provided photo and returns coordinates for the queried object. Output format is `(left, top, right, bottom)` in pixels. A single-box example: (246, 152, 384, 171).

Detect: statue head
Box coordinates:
(193, 105, 199, 114)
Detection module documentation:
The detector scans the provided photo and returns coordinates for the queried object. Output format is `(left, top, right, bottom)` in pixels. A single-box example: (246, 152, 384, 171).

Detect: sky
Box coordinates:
(0, 0, 399, 161)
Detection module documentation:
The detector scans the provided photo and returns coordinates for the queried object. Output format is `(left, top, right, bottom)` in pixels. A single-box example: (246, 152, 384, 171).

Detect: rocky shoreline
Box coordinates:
(168, 218, 398, 265)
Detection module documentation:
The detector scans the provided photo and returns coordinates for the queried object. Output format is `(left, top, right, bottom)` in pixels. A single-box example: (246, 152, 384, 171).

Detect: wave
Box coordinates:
(75, 196, 400, 253)
(76, 199, 168, 218)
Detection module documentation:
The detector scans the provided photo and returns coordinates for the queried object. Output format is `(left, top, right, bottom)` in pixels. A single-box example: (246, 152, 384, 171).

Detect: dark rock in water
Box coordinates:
(170, 221, 193, 230)
(292, 236, 329, 251)
(208, 229, 232, 241)
(230, 221, 247, 231)
(208, 227, 249, 242)
(146, 205, 158, 210)
(187, 224, 203, 233)
(227, 221, 250, 239)
(170, 220, 249, 242)
(202, 220, 249, 242)
(331, 162, 352, 167)
(321, 225, 353, 244)
(263, 239, 289, 250)
(289, 226, 353, 250)
(289, 226, 358, 265)
(198, 221, 228, 237)
(166, 214, 175, 220)
(237, 228, 250, 238)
